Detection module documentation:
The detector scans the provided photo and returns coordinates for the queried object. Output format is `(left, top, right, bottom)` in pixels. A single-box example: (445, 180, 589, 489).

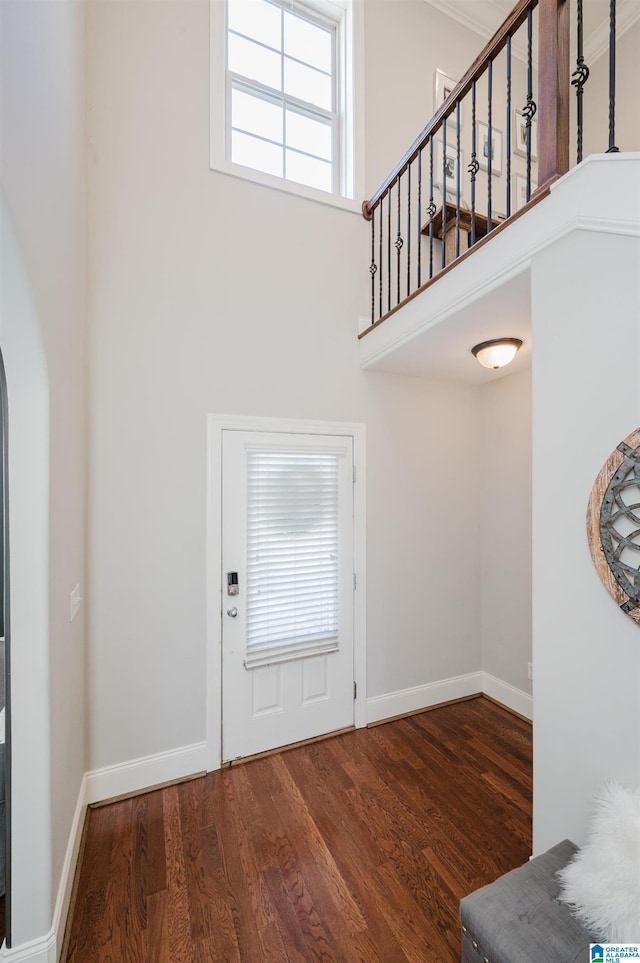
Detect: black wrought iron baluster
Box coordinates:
(442, 121, 447, 270)
(428, 137, 435, 279)
(395, 174, 403, 305)
(487, 57, 493, 231)
(606, 0, 618, 152)
(379, 198, 383, 320)
(406, 163, 411, 298)
(417, 147, 422, 289)
(370, 207, 377, 325)
(455, 100, 461, 259)
(387, 190, 391, 313)
(522, 6, 537, 201)
(572, 0, 590, 163)
(506, 33, 512, 218)
(469, 79, 479, 246)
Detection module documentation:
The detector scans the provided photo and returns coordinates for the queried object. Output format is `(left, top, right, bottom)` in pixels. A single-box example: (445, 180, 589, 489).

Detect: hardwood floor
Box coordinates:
(64, 696, 532, 963)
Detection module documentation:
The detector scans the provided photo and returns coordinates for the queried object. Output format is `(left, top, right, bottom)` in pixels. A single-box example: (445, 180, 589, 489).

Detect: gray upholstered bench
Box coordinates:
(459, 839, 594, 963)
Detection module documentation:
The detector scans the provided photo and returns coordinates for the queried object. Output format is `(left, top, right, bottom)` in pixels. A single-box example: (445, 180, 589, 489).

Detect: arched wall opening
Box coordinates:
(0, 200, 53, 950)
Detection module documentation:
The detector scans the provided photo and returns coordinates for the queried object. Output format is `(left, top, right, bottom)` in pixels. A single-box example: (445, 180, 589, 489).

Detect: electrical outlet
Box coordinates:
(527, 662, 533, 681)
(70, 584, 82, 622)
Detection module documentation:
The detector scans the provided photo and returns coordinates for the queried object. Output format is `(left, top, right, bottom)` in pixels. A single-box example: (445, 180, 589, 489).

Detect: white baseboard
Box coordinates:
(481, 671, 533, 720)
(51, 772, 88, 958)
(85, 741, 208, 805)
(0, 774, 88, 963)
(0, 743, 208, 962)
(0, 932, 56, 963)
(365, 671, 483, 724)
(365, 671, 532, 725)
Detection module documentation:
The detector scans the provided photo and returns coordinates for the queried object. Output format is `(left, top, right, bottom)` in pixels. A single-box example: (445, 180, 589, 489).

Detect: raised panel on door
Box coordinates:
(221, 429, 354, 762)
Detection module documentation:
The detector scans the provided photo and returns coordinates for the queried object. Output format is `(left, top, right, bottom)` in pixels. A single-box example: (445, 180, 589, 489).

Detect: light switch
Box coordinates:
(70, 584, 82, 622)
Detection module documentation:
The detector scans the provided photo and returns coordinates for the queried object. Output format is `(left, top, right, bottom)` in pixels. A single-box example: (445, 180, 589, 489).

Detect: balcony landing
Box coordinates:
(358, 155, 640, 384)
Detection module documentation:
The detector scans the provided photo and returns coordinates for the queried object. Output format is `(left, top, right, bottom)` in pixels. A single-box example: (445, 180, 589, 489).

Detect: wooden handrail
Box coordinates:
(363, 0, 538, 220)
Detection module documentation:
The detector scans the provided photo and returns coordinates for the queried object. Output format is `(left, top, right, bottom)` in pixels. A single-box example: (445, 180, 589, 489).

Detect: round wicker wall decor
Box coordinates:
(587, 428, 640, 625)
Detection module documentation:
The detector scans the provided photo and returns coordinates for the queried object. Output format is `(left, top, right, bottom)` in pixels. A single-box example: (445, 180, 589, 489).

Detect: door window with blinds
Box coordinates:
(245, 447, 341, 666)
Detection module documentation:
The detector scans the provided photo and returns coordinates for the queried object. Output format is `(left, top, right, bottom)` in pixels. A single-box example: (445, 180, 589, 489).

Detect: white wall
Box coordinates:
(86, 0, 483, 771)
(365, 1, 539, 212)
(480, 367, 532, 696)
(0, 0, 635, 951)
(364, 0, 483, 194)
(580, 19, 640, 159)
(531, 220, 640, 853)
(0, 0, 87, 949)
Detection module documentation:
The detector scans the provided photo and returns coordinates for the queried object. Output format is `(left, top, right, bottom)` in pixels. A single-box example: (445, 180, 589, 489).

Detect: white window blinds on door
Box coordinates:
(245, 448, 340, 666)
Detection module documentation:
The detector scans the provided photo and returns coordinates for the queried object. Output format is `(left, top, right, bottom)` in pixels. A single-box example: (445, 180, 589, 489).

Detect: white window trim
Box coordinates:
(210, 0, 364, 214)
(206, 413, 367, 772)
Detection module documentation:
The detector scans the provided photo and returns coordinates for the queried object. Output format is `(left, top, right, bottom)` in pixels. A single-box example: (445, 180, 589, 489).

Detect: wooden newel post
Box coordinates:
(537, 0, 570, 187)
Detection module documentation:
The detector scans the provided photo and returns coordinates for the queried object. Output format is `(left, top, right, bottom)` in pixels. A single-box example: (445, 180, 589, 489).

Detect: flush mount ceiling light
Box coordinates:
(471, 338, 523, 369)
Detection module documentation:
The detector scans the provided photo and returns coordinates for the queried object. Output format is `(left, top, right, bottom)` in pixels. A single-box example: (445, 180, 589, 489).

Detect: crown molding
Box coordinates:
(422, 0, 533, 64)
(422, 0, 640, 68)
(422, 0, 507, 44)
(584, 0, 640, 64)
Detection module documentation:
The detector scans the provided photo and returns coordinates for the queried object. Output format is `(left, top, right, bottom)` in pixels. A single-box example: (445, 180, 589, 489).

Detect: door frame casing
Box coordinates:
(206, 414, 367, 772)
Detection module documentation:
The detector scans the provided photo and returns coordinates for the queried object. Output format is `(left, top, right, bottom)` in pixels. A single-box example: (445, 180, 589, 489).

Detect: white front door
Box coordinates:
(221, 429, 355, 763)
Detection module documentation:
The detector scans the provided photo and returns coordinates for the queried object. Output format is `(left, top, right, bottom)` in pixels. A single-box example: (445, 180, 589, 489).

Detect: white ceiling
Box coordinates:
(360, 266, 533, 385)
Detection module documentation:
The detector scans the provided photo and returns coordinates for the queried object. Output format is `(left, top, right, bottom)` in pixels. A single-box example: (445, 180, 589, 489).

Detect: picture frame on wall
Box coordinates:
(435, 140, 464, 192)
(515, 173, 538, 210)
(434, 69, 463, 128)
(477, 122, 502, 176)
(513, 108, 538, 160)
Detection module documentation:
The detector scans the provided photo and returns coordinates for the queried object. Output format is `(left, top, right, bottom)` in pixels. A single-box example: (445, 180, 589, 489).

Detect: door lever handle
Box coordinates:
(227, 607, 238, 618)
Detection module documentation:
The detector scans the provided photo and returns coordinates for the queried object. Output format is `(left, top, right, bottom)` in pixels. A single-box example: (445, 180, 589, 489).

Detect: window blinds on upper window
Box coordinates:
(245, 448, 340, 666)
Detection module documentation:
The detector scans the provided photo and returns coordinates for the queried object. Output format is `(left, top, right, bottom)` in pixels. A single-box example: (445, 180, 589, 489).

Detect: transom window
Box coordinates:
(226, 0, 338, 194)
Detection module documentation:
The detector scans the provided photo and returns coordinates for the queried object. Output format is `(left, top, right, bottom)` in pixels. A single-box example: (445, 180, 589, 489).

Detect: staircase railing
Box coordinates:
(360, 0, 625, 334)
